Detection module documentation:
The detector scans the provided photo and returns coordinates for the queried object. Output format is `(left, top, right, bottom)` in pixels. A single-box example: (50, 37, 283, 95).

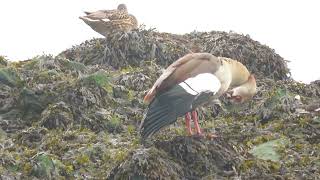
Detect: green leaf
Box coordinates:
(249, 139, 287, 162)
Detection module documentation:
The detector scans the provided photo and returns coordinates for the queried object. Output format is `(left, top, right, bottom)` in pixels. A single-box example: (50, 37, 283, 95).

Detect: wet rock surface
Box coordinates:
(0, 29, 319, 179)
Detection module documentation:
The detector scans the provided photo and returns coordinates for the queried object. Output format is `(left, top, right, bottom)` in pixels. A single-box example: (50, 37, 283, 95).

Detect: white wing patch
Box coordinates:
(179, 73, 221, 95)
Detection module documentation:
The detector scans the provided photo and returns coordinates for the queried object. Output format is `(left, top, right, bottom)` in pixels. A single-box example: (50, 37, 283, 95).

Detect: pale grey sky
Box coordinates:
(0, 0, 319, 83)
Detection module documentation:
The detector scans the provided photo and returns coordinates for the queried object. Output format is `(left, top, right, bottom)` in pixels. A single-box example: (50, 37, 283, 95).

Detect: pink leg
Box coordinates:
(192, 110, 202, 135)
(185, 112, 193, 135)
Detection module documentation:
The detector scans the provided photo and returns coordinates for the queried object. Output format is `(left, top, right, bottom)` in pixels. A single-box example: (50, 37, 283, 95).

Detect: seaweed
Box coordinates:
(0, 29, 319, 179)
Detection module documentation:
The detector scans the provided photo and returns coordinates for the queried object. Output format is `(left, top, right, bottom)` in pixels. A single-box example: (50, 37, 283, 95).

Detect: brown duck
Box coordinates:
(140, 53, 257, 139)
(79, 4, 138, 36)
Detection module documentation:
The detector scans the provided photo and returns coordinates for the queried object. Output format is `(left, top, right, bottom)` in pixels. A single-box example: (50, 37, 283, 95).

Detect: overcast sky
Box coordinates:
(0, 0, 319, 83)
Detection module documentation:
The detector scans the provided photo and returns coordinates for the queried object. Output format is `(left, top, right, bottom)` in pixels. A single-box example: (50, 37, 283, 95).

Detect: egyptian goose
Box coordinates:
(140, 53, 256, 139)
(79, 4, 138, 36)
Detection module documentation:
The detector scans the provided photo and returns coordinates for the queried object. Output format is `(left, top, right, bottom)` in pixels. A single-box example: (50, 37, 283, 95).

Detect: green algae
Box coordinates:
(249, 139, 288, 162)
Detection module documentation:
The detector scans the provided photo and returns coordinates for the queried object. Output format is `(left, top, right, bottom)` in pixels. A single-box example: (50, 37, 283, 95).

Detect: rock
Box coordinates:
(40, 101, 74, 130)
(108, 136, 239, 179)
(108, 147, 183, 179)
(60, 29, 289, 81)
(17, 88, 45, 122)
(59, 38, 107, 65)
(59, 29, 192, 69)
(0, 29, 319, 179)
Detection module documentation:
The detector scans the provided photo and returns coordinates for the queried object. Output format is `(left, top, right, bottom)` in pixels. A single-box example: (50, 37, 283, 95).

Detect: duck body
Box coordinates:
(79, 4, 138, 36)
